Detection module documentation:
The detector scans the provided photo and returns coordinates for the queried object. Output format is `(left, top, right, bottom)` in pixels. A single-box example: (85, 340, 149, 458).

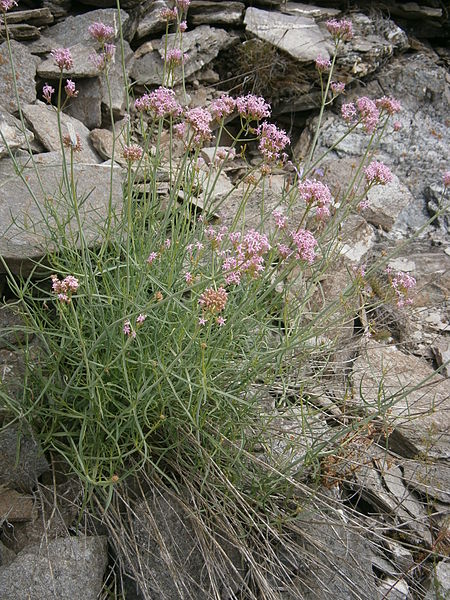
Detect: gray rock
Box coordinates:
(0, 425, 49, 492)
(432, 339, 450, 379)
(353, 342, 450, 459)
(0, 105, 34, 158)
(425, 181, 448, 234)
(131, 489, 242, 599)
(190, 1, 245, 27)
(0, 536, 108, 600)
(89, 125, 128, 165)
(41, 8, 129, 47)
(378, 577, 409, 600)
(425, 560, 450, 600)
(37, 43, 100, 79)
(42, 0, 72, 21)
(22, 102, 101, 163)
(0, 40, 38, 114)
(365, 173, 415, 231)
(402, 459, 450, 504)
(134, 0, 170, 41)
(244, 7, 331, 63)
(0, 303, 29, 350)
(281, 2, 340, 20)
(0, 542, 16, 569)
(131, 26, 235, 86)
(0, 24, 41, 41)
(64, 77, 102, 130)
(1, 7, 54, 27)
(0, 488, 34, 522)
(0, 152, 124, 274)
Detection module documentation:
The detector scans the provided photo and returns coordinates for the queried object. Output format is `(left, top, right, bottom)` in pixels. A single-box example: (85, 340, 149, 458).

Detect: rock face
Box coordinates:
(0, 153, 124, 274)
(0, 536, 108, 600)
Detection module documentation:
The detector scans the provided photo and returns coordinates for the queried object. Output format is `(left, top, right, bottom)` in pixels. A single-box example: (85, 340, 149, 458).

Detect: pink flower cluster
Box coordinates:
(176, 0, 190, 10)
(236, 94, 271, 121)
(443, 171, 450, 187)
(88, 21, 115, 44)
(51, 274, 79, 303)
(273, 209, 288, 230)
(389, 270, 416, 308)
(298, 179, 332, 219)
(210, 94, 236, 120)
(331, 81, 345, 94)
(290, 229, 317, 264)
(342, 96, 381, 133)
(199, 287, 227, 314)
(65, 79, 78, 98)
(257, 122, 290, 163)
(160, 7, 177, 21)
(42, 83, 55, 103)
(166, 48, 188, 65)
(315, 55, 331, 72)
(364, 161, 393, 186)
(123, 144, 143, 163)
(89, 43, 115, 71)
(205, 225, 228, 249)
(326, 18, 353, 41)
(222, 229, 270, 285)
(51, 48, 73, 71)
(375, 96, 401, 115)
(123, 313, 147, 338)
(185, 107, 212, 145)
(135, 86, 182, 118)
(0, 0, 17, 12)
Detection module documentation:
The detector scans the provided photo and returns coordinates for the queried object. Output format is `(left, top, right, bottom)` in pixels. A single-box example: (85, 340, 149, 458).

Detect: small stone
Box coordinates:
(0, 489, 34, 523)
(378, 577, 409, 600)
(134, 0, 170, 41)
(37, 43, 100, 79)
(425, 561, 450, 600)
(190, 1, 245, 27)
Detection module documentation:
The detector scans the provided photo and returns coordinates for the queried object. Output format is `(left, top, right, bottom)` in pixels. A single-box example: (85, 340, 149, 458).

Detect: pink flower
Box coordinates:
(290, 229, 317, 264)
(179, 21, 187, 32)
(393, 121, 402, 131)
(210, 94, 236, 120)
(257, 122, 290, 163)
(64, 79, 78, 98)
(135, 87, 182, 118)
(199, 287, 227, 314)
(123, 319, 132, 336)
(375, 96, 401, 115)
(298, 179, 332, 208)
(216, 316, 226, 327)
(164, 238, 171, 249)
(443, 171, 450, 187)
(185, 107, 212, 145)
(51, 274, 79, 303)
(123, 144, 143, 162)
(341, 102, 356, 123)
(390, 271, 416, 308)
(88, 22, 115, 44)
(42, 83, 55, 103)
(356, 96, 379, 133)
(147, 252, 158, 265)
(272, 209, 288, 229)
(277, 243, 292, 259)
(0, 0, 17, 12)
(174, 122, 187, 139)
(160, 7, 177, 21)
(198, 317, 207, 326)
(315, 54, 331, 71)
(51, 48, 73, 71)
(326, 18, 353, 41)
(136, 313, 147, 325)
(176, 0, 190, 10)
(236, 94, 271, 121)
(364, 161, 393, 186)
(184, 271, 193, 284)
(166, 48, 187, 65)
(331, 81, 345, 94)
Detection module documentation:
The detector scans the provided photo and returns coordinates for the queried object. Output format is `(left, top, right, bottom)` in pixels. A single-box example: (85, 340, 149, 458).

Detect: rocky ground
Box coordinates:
(0, 1, 449, 598)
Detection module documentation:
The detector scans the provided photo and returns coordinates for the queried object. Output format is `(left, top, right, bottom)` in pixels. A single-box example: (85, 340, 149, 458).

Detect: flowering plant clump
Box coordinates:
(298, 179, 332, 219)
(88, 21, 115, 44)
(387, 269, 416, 307)
(257, 122, 290, 163)
(51, 48, 73, 71)
(364, 161, 393, 186)
(51, 274, 79, 303)
(236, 93, 271, 121)
(134, 86, 182, 117)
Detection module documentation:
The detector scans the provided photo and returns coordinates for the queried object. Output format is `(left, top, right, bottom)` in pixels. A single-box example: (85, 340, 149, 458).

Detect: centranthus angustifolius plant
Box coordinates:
(2, 1, 448, 597)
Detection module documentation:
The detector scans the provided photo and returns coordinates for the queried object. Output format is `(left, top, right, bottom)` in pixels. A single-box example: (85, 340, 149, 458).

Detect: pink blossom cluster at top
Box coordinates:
(443, 171, 450, 187)
(165, 48, 188, 65)
(326, 18, 353, 41)
(160, 6, 177, 21)
(51, 274, 79, 303)
(122, 144, 143, 163)
(389, 270, 416, 308)
(205, 225, 228, 249)
(298, 179, 332, 219)
(0, 0, 17, 12)
(198, 287, 227, 314)
(42, 83, 55, 103)
(51, 48, 73, 71)
(375, 96, 401, 115)
(273, 209, 288, 230)
(341, 96, 380, 133)
(236, 94, 271, 121)
(257, 122, 290, 163)
(290, 229, 318, 264)
(210, 94, 236, 120)
(331, 81, 345, 94)
(185, 107, 212, 145)
(65, 80, 78, 98)
(364, 161, 393, 186)
(88, 22, 115, 44)
(135, 86, 182, 118)
(176, 0, 190, 10)
(315, 55, 331, 72)
(179, 21, 187, 32)
(222, 229, 271, 284)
